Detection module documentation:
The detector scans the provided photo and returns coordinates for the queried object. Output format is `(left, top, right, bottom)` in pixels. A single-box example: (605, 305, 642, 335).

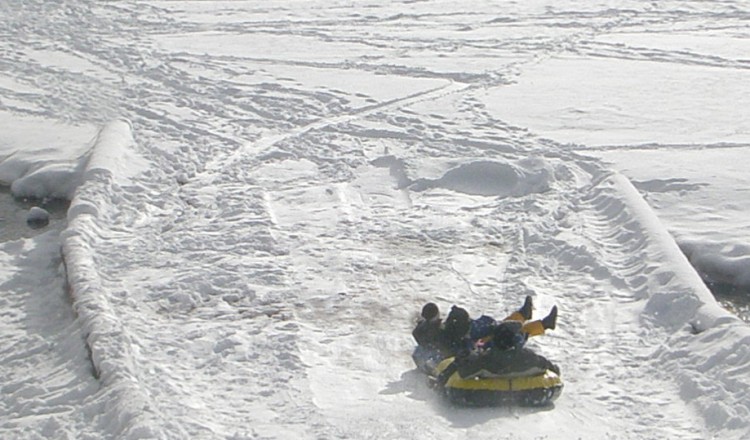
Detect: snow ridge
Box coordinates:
(586, 173, 750, 438)
(60, 121, 169, 439)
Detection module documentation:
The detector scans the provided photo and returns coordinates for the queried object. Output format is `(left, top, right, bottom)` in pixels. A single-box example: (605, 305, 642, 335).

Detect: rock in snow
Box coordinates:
(26, 206, 50, 229)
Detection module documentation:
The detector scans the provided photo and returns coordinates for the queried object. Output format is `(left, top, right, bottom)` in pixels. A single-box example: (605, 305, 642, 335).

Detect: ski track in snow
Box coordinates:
(2, 0, 749, 439)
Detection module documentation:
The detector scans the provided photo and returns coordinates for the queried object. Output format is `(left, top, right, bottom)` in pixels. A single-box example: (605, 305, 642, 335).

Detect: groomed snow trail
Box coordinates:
(2, 1, 749, 439)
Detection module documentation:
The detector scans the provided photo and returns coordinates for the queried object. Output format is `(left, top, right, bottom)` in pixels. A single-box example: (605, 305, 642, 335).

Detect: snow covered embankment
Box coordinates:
(60, 120, 163, 439)
(604, 174, 750, 436)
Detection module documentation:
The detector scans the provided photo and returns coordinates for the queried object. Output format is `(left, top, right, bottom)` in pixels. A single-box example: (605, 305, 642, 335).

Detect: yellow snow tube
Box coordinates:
(434, 357, 563, 406)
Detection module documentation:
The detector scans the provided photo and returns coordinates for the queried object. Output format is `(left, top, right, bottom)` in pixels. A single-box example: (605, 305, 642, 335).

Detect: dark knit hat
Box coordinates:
(421, 302, 439, 320)
(445, 305, 470, 337)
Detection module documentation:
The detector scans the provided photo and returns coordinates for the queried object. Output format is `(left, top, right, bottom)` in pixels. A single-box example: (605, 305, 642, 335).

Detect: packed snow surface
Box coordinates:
(1, 1, 749, 439)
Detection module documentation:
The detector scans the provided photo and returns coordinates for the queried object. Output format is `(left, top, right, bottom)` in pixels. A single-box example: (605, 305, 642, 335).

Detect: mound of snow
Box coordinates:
(410, 158, 552, 197)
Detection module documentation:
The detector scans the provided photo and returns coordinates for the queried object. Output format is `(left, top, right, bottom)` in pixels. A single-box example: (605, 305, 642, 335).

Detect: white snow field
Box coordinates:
(2, 1, 749, 439)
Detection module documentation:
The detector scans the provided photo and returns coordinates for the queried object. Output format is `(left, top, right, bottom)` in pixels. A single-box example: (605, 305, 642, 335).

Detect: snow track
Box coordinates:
(3, 1, 750, 439)
(0, 232, 98, 439)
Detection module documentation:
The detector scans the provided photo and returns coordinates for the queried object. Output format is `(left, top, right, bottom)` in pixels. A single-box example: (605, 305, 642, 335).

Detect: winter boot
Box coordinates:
(519, 295, 533, 321)
(542, 305, 558, 330)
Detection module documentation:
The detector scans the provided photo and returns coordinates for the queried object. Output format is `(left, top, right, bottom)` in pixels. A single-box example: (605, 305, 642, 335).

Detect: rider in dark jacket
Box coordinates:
(412, 302, 442, 349)
(435, 305, 473, 356)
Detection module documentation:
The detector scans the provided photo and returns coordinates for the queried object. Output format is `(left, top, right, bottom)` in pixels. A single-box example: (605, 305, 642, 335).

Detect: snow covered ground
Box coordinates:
(2, 1, 749, 439)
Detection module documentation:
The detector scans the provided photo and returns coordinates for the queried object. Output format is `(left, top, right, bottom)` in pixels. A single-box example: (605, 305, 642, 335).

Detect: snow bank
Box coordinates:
(681, 240, 750, 288)
(0, 115, 145, 201)
(0, 112, 97, 200)
(603, 173, 726, 330)
(593, 146, 750, 295)
(60, 120, 163, 439)
(10, 162, 86, 200)
(606, 173, 750, 437)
